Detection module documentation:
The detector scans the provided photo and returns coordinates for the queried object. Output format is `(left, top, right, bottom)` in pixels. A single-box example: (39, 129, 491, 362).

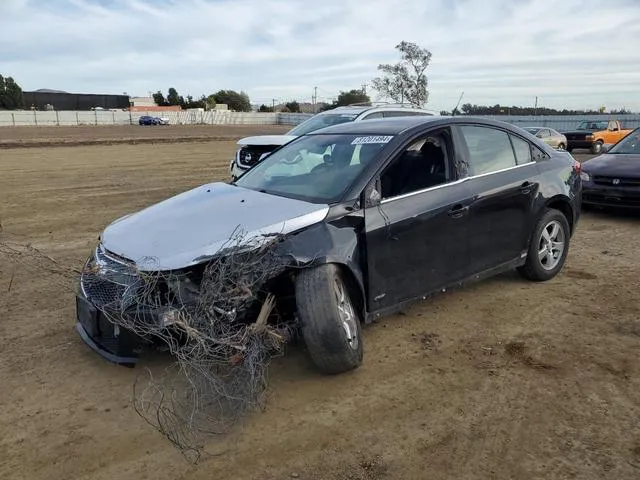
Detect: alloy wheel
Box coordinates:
(537, 220, 565, 270)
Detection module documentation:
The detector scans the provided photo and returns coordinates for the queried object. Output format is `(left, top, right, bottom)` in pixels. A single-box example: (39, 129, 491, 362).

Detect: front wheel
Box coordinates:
(295, 264, 363, 374)
(518, 208, 570, 282)
(591, 140, 603, 155)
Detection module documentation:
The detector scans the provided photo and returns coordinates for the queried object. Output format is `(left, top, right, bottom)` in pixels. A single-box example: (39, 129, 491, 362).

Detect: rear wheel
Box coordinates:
(557, 143, 566, 150)
(295, 264, 363, 374)
(518, 208, 570, 282)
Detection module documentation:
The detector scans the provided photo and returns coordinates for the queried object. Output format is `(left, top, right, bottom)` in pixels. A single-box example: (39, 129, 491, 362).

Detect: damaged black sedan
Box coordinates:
(76, 116, 582, 374)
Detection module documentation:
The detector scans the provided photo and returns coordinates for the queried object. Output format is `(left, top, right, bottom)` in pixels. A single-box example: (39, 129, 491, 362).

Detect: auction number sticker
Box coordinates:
(351, 135, 394, 145)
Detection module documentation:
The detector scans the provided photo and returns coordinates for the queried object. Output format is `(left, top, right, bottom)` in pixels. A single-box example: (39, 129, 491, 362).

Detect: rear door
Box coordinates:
(364, 127, 473, 311)
(454, 125, 541, 274)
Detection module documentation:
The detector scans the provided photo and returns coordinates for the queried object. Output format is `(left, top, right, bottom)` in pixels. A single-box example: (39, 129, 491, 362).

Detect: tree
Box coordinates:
(258, 104, 274, 112)
(335, 89, 370, 106)
(0, 75, 24, 110)
(205, 94, 217, 110)
(167, 87, 181, 106)
(285, 101, 300, 112)
(211, 90, 251, 112)
(152, 90, 167, 106)
(372, 41, 432, 107)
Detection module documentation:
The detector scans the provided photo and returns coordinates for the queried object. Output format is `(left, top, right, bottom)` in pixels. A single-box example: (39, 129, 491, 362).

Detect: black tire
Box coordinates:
(518, 208, 571, 282)
(591, 140, 603, 154)
(557, 143, 566, 150)
(295, 264, 363, 374)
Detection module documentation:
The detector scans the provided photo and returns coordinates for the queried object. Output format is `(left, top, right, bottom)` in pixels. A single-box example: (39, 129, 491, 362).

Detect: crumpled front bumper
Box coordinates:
(75, 293, 145, 366)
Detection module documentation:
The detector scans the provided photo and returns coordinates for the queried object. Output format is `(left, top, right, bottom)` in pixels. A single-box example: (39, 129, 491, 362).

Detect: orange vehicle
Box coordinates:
(588, 121, 634, 153)
(563, 119, 634, 154)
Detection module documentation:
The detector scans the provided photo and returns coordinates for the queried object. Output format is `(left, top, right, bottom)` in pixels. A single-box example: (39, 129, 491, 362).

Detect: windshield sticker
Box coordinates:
(351, 135, 394, 145)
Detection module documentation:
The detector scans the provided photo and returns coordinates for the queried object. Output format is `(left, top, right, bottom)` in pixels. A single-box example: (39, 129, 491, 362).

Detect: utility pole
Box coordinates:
(534, 96, 538, 116)
(361, 83, 367, 95)
(272, 98, 276, 111)
(313, 86, 318, 113)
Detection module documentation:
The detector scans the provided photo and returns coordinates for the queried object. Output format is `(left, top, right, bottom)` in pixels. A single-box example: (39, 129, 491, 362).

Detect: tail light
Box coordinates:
(573, 159, 581, 174)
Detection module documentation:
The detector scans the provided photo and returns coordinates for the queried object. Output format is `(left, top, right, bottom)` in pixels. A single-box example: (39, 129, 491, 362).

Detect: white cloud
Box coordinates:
(1, 0, 639, 111)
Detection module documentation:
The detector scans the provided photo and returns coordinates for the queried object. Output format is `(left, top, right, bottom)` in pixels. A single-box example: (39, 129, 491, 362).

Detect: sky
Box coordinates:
(1, 0, 639, 112)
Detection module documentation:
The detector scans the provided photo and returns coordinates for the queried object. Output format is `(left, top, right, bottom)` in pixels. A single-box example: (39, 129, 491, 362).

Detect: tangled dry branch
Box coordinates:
(2, 230, 300, 462)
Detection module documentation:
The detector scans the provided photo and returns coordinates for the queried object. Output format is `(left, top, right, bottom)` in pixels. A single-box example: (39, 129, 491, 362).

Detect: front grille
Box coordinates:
(81, 245, 142, 309)
(237, 145, 275, 168)
(593, 176, 640, 187)
(566, 134, 587, 141)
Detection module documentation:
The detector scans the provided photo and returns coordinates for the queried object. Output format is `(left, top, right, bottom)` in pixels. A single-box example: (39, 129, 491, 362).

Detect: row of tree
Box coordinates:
(0, 75, 24, 110)
(256, 89, 372, 114)
(152, 88, 252, 112)
(439, 104, 634, 116)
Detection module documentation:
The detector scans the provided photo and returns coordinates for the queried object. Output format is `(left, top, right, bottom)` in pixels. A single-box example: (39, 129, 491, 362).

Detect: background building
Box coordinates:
(22, 89, 130, 110)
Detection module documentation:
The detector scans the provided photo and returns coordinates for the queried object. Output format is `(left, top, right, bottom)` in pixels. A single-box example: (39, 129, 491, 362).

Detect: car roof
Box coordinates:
(308, 115, 547, 138)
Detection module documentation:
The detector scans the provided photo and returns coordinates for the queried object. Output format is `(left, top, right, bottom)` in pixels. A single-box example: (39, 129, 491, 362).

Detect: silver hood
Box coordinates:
(101, 183, 329, 271)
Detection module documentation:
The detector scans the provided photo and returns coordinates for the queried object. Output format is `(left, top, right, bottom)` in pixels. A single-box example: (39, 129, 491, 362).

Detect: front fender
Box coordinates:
(276, 221, 366, 310)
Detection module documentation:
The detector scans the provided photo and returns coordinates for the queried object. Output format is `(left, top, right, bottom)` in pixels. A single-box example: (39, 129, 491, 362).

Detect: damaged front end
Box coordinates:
(76, 236, 294, 366)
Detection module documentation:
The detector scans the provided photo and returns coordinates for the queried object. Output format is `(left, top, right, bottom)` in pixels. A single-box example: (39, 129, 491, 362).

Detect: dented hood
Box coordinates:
(101, 182, 328, 271)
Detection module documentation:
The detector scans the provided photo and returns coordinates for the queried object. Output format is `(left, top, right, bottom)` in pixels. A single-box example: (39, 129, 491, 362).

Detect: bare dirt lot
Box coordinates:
(1, 128, 639, 480)
(0, 124, 291, 148)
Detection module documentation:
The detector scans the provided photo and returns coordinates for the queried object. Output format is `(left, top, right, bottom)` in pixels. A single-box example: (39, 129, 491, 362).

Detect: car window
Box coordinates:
(362, 112, 383, 120)
(236, 133, 391, 203)
(382, 110, 429, 117)
(286, 113, 360, 136)
(531, 145, 549, 161)
(380, 129, 452, 199)
(459, 125, 517, 176)
(510, 135, 532, 165)
(539, 129, 550, 138)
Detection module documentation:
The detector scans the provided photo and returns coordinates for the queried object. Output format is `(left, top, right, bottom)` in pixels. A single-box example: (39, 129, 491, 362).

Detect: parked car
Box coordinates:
(581, 127, 640, 209)
(156, 116, 170, 125)
(229, 104, 439, 180)
(76, 116, 582, 373)
(138, 115, 159, 126)
(562, 119, 631, 154)
(523, 127, 567, 150)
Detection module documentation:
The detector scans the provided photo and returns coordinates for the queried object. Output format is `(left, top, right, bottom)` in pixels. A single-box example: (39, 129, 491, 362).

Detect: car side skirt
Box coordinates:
(363, 256, 526, 324)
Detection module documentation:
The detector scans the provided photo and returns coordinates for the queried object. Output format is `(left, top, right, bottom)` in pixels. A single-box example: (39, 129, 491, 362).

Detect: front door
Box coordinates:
(364, 128, 473, 311)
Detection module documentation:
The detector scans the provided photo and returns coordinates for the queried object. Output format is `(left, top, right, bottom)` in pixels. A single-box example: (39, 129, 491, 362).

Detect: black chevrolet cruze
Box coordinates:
(77, 116, 582, 373)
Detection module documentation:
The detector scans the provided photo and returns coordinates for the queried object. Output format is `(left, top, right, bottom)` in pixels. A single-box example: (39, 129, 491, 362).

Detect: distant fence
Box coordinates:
(481, 114, 640, 131)
(1, 110, 638, 131)
(0, 110, 312, 127)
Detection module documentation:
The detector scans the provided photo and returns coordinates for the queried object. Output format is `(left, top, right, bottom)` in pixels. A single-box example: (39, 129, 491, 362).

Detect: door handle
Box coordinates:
(448, 204, 469, 219)
(519, 181, 532, 194)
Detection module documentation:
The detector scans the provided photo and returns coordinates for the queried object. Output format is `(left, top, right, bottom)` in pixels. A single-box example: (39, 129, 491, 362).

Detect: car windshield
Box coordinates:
(524, 127, 541, 135)
(577, 121, 609, 131)
(286, 113, 360, 136)
(608, 129, 640, 154)
(235, 133, 393, 203)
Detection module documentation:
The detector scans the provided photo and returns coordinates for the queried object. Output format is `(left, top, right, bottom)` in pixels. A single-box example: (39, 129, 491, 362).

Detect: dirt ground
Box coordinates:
(0, 124, 291, 148)
(1, 129, 639, 480)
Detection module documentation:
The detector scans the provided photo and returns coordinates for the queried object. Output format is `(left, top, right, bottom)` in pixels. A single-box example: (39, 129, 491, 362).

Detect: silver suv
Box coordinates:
(229, 103, 438, 179)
